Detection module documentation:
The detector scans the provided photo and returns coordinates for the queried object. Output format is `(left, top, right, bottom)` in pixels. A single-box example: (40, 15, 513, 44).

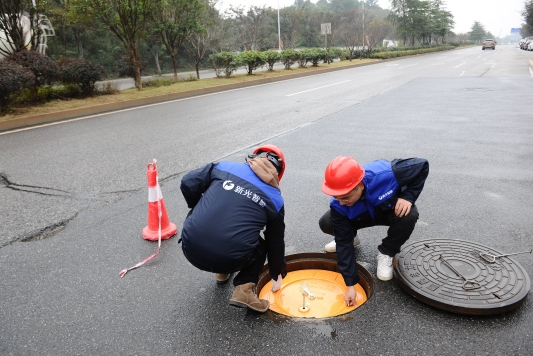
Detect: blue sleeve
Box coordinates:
(180, 163, 216, 209)
(391, 158, 429, 204)
(331, 208, 360, 286)
(264, 206, 287, 280)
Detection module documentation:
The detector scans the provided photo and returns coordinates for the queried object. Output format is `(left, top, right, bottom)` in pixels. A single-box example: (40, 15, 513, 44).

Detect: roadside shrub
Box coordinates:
(329, 48, 343, 62)
(8, 50, 59, 102)
(235, 50, 266, 75)
(58, 58, 106, 96)
(280, 49, 298, 69)
(114, 56, 148, 81)
(209, 52, 238, 77)
(263, 50, 281, 70)
(370, 45, 455, 59)
(0, 60, 35, 115)
(142, 77, 178, 87)
(98, 81, 119, 95)
(297, 49, 314, 67)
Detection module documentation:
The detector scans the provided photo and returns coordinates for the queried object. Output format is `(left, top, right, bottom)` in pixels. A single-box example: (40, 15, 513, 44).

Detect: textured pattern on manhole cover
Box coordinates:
(394, 239, 530, 315)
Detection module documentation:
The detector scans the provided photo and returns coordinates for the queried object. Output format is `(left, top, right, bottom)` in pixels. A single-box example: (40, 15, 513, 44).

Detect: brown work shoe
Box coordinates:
(229, 282, 269, 313)
(215, 273, 231, 284)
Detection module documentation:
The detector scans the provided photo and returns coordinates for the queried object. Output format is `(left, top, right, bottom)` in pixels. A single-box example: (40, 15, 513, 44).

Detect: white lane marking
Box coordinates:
(2, 67, 367, 135)
(398, 63, 418, 69)
(491, 63, 497, 68)
(436, 56, 447, 59)
(459, 71, 465, 77)
(529, 67, 533, 77)
(454, 62, 465, 68)
(386, 64, 398, 66)
(476, 55, 481, 58)
(380, 86, 394, 95)
(285, 80, 351, 96)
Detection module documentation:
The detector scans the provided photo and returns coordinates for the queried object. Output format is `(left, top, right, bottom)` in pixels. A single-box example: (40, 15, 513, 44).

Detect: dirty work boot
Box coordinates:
(215, 273, 231, 284)
(229, 282, 269, 313)
(324, 236, 361, 253)
(376, 252, 393, 281)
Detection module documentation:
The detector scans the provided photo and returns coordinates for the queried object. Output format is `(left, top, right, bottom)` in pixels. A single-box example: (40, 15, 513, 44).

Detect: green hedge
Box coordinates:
(370, 45, 456, 59)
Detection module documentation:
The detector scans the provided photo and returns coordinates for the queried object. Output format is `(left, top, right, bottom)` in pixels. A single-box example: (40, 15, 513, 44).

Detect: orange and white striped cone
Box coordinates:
(142, 160, 177, 241)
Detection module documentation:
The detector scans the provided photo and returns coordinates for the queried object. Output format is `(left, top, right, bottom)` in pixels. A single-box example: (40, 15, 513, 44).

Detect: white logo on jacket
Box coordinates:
(223, 180, 235, 190)
(378, 190, 393, 200)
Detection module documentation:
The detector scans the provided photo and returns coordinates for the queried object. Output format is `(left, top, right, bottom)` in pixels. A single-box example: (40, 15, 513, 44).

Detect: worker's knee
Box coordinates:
(319, 210, 333, 235)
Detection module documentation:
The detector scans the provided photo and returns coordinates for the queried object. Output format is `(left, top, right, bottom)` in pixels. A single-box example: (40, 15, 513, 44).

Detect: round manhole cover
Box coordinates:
(394, 239, 531, 315)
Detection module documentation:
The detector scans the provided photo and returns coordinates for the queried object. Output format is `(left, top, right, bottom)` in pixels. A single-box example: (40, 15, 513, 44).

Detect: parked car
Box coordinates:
(522, 38, 533, 50)
(528, 41, 533, 51)
(482, 39, 496, 50)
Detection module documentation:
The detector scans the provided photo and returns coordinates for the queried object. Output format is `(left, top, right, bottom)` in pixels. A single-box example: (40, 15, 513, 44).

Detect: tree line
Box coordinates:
(522, 0, 533, 37)
(2, 0, 459, 91)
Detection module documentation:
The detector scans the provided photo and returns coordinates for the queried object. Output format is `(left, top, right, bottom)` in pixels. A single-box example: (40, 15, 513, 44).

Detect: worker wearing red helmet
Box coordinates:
(180, 144, 287, 313)
(320, 156, 429, 306)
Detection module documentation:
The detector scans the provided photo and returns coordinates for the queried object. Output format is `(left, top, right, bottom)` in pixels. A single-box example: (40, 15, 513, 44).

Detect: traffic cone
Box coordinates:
(142, 160, 177, 241)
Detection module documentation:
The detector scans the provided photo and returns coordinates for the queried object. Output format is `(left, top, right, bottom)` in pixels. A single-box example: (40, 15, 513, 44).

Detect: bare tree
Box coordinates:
(339, 9, 363, 60)
(366, 19, 393, 51)
(185, 0, 218, 79)
(152, 0, 204, 79)
(229, 5, 272, 51)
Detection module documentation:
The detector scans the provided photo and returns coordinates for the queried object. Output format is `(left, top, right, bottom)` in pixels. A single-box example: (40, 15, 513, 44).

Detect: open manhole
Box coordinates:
(257, 253, 374, 318)
(394, 239, 531, 316)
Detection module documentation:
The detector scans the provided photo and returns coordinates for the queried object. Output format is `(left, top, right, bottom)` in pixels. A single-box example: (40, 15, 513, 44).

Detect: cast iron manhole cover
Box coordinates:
(394, 239, 530, 315)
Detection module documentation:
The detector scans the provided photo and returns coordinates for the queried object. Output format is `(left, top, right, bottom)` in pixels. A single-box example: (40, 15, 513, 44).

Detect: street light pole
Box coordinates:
(278, 0, 281, 51)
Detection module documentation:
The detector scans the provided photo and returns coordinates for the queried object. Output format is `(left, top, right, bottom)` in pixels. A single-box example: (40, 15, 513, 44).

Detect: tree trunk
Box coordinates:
(130, 47, 142, 90)
(195, 61, 200, 79)
(171, 54, 178, 79)
(74, 32, 84, 59)
(154, 51, 161, 76)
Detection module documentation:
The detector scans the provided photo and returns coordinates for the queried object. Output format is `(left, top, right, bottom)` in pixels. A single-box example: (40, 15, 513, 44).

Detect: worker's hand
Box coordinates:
(395, 198, 412, 217)
(272, 274, 282, 292)
(344, 286, 358, 307)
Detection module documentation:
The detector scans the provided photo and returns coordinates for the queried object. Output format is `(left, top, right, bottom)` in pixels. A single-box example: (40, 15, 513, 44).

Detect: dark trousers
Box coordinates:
(232, 237, 267, 287)
(183, 209, 267, 287)
(318, 205, 419, 257)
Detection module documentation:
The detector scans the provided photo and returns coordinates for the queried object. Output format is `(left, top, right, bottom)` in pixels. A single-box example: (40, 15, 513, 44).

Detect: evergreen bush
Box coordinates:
(58, 58, 107, 96)
(114, 56, 148, 81)
(0, 60, 35, 114)
(235, 50, 266, 75)
(280, 50, 298, 69)
(263, 50, 281, 70)
(8, 50, 60, 102)
(208, 52, 237, 77)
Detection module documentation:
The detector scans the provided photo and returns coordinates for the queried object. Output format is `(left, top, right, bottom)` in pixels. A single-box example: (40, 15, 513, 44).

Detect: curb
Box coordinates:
(0, 47, 461, 133)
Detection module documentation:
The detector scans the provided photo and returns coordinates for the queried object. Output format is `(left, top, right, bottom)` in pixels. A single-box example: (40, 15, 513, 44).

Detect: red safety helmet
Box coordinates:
(321, 156, 365, 196)
(252, 144, 286, 180)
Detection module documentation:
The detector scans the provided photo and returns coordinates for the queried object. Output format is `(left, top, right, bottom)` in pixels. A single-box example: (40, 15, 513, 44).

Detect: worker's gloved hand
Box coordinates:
(272, 274, 282, 292)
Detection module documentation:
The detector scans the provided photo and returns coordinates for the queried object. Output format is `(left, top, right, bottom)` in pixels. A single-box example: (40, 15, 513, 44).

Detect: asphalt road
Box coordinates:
(1, 44, 533, 355)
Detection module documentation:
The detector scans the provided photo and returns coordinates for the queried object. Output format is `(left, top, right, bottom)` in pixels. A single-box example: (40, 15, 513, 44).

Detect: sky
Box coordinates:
(215, 0, 526, 37)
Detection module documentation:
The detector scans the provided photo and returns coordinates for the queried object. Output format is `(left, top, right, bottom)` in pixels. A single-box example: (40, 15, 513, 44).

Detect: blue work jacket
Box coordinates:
(330, 158, 429, 286)
(180, 161, 286, 279)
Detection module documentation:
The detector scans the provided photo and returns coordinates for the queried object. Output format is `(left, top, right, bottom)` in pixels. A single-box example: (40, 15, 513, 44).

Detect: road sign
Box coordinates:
(511, 28, 520, 34)
(321, 23, 331, 35)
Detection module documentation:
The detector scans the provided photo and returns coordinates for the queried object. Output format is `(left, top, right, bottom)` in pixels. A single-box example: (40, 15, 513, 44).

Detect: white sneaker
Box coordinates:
(376, 252, 393, 281)
(324, 237, 361, 253)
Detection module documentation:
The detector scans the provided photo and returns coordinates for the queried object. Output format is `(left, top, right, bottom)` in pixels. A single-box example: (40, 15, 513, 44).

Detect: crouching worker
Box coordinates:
(179, 145, 287, 313)
(320, 157, 429, 306)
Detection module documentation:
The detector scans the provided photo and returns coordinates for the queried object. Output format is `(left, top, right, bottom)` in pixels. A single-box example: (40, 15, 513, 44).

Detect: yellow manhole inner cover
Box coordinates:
(259, 269, 367, 318)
